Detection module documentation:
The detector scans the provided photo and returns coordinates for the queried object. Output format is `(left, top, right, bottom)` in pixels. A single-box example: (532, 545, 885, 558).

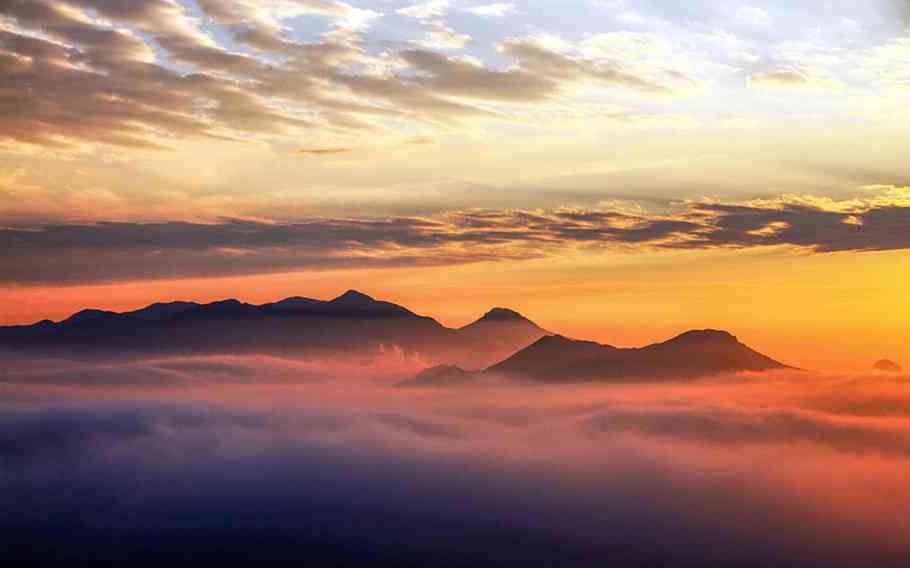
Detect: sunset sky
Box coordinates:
(2, 0, 909, 370)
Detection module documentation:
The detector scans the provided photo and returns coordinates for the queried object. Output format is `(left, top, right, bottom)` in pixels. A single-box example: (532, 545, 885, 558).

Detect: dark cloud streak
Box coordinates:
(1, 197, 908, 285)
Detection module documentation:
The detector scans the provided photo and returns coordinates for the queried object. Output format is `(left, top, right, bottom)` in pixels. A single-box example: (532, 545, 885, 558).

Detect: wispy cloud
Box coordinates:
(465, 3, 517, 17)
(397, 0, 451, 20)
(0, 0, 701, 152)
(748, 68, 844, 92)
(293, 136, 435, 156)
(295, 147, 357, 156)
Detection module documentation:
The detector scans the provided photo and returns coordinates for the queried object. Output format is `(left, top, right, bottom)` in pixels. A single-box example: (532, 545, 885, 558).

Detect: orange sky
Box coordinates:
(3, 246, 908, 371)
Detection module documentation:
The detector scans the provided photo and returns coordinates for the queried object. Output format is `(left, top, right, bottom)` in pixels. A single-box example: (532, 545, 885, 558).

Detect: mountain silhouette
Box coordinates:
(487, 330, 788, 382)
(1, 293, 789, 382)
(408, 329, 789, 385)
(0, 291, 548, 369)
(874, 359, 903, 373)
(402, 365, 475, 387)
(456, 308, 550, 368)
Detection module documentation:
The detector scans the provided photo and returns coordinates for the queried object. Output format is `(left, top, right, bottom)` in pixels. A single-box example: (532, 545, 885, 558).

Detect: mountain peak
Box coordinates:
(528, 334, 614, 352)
(403, 364, 473, 387)
(666, 329, 738, 345)
(331, 290, 375, 304)
(534, 334, 581, 346)
(874, 359, 903, 373)
(127, 301, 199, 321)
(62, 309, 117, 324)
(210, 299, 244, 307)
(488, 328, 786, 383)
(478, 307, 530, 322)
(276, 296, 319, 303)
(268, 296, 321, 307)
(461, 308, 544, 333)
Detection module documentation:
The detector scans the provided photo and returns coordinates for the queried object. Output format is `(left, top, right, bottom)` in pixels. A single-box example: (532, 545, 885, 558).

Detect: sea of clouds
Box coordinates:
(2, 356, 910, 567)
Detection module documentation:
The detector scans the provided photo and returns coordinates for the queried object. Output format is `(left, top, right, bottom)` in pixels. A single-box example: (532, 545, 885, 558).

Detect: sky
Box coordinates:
(1, 0, 910, 370)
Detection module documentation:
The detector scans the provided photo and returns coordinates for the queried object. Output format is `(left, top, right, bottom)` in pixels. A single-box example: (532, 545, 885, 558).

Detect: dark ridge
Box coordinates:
(125, 301, 200, 321)
(330, 290, 376, 304)
(171, 299, 261, 321)
(459, 308, 543, 331)
(460, 307, 538, 330)
(485, 330, 788, 384)
(488, 335, 615, 380)
(0, 291, 468, 364)
(264, 296, 322, 307)
(661, 329, 739, 345)
(62, 309, 118, 325)
(323, 290, 418, 319)
(259, 297, 325, 315)
(874, 359, 903, 373)
(478, 308, 529, 322)
(0, 319, 56, 341)
(455, 308, 550, 369)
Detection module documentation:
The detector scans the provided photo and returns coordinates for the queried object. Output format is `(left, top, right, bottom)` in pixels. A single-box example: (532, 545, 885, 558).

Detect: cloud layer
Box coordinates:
(0, 0, 701, 152)
(2, 192, 909, 284)
(2, 358, 910, 566)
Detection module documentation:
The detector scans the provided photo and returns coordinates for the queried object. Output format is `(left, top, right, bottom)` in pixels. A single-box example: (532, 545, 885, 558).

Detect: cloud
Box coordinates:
(0, 0, 702, 152)
(585, 403, 910, 456)
(735, 5, 772, 28)
(465, 2, 516, 17)
(293, 134, 436, 155)
(2, 191, 910, 284)
(397, 0, 451, 20)
(2, 362, 910, 566)
(415, 20, 473, 50)
(293, 136, 435, 156)
(499, 38, 698, 96)
(295, 147, 356, 155)
(0, 1, 312, 149)
(748, 68, 845, 92)
(681, 197, 910, 252)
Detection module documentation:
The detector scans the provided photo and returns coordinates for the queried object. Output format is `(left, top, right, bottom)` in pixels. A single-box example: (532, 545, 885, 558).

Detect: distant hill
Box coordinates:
(0, 291, 549, 370)
(490, 329, 788, 382)
(456, 308, 550, 368)
(401, 365, 476, 387)
(874, 359, 903, 373)
(407, 330, 789, 386)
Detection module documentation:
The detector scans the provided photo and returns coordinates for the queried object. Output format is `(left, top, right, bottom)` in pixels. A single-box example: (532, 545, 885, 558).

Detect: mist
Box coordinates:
(3, 356, 910, 567)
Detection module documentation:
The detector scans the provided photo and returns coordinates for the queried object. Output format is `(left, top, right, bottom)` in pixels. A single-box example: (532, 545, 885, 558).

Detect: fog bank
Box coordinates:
(2, 357, 909, 567)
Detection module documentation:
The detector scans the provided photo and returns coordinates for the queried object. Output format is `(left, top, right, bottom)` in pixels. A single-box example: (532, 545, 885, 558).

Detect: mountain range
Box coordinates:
(0, 291, 790, 382)
(0, 291, 548, 370)
(407, 330, 789, 385)
(406, 330, 789, 385)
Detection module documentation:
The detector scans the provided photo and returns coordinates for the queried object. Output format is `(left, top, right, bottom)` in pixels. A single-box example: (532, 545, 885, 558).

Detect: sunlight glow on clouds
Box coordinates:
(1, 0, 906, 153)
(3, 190, 909, 285)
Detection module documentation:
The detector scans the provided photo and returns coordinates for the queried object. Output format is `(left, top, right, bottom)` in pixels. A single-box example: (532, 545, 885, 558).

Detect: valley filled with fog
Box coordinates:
(2, 356, 909, 566)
